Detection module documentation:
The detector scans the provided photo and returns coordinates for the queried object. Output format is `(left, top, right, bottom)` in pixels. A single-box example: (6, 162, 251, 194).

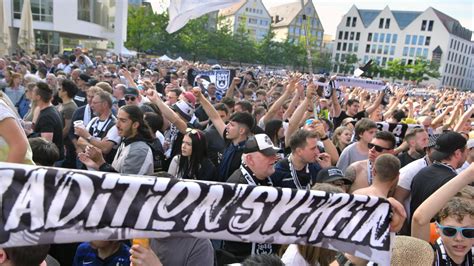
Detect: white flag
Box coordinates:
(166, 0, 243, 33)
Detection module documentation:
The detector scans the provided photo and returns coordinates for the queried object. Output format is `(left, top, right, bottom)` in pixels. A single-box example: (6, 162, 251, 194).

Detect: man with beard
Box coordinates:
(397, 128, 429, 167)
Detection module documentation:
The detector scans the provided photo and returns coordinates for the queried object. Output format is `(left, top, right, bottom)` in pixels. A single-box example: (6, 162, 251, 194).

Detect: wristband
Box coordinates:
(320, 135, 329, 141)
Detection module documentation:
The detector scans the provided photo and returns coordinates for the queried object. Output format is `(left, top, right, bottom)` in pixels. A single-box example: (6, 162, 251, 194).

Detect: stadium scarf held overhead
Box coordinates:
(0, 163, 393, 265)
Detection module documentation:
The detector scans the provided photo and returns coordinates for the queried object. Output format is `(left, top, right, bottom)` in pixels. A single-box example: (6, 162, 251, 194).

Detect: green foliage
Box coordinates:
(126, 6, 321, 70)
(379, 57, 440, 83)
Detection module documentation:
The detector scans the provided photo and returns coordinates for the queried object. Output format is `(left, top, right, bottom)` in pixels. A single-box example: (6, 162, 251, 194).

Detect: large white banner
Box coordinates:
(0, 163, 393, 265)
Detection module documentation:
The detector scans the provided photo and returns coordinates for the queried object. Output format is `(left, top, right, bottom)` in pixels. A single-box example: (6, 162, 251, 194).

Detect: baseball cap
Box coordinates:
(87, 79, 98, 86)
(172, 100, 194, 122)
(316, 167, 353, 185)
(79, 73, 90, 82)
(181, 91, 196, 106)
(243, 134, 280, 156)
(431, 131, 467, 161)
(229, 112, 254, 130)
(124, 87, 139, 97)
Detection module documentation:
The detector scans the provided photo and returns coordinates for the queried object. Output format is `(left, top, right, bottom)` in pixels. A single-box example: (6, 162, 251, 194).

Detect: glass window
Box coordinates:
(352, 17, 357, 27)
(379, 33, 385, 43)
(416, 48, 422, 56)
(14, 0, 53, 22)
(368, 33, 372, 42)
(382, 57, 387, 66)
(425, 36, 431, 46)
(421, 20, 427, 31)
(344, 31, 348, 40)
(366, 44, 370, 53)
(411, 35, 417, 45)
(379, 18, 384, 28)
(350, 32, 354, 40)
(342, 43, 347, 51)
(403, 47, 408, 56)
(356, 32, 360, 41)
(364, 55, 369, 63)
(409, 47, 415, 56)
(338, 31, 343, 39)
(377, 45, 382, 54)
(337, 42, 341, 51)
(371, 44, 376, 53)
(383, 45, 389, 55)
(385, 33, 391, 43)
(346, 17, 351, 27)
(418, 36, 424, 46)
(428, 20, 433, 31)
(390, 46, 395, 55)
(78, 0, 112, 28)
(335, 53, 340, 61)
(405, 35, 410, 45)
(385, 18, 390, 29)
(354, 43, 359, 52)
(392, 34, 398, 43)
(422, 48, 428, 58)
(374, 33, 379, 43)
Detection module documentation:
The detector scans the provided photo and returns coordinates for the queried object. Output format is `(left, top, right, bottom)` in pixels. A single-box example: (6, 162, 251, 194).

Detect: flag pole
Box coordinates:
(300, 0, 312, 74)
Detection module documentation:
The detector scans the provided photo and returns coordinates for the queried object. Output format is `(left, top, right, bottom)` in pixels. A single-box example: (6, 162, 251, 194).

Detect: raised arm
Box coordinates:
(284, 84, 313, 147)
(225, 77, 241, 99)
(263, 77, 298, 125)
(148, 90, 188, 134)
(411, 163, 474, 241)
(454, 104, 474, 132)
(330, 76, 342, 118)
(365, 90, 384, 115)
(194, 88, 227, 138)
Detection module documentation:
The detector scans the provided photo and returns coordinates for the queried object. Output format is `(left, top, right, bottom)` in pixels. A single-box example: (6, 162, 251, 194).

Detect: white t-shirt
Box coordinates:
(281, 244, 313, 266)
(397, 157, 429, 216)
(456, 161, 470, 174)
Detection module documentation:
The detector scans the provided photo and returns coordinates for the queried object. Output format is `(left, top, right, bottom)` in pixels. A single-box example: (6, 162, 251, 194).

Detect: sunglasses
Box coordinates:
(125, 96, 136, 101)
(436, 222, 474, 238)
(186, 128, 201, 140)
(368, 143, 390, 152)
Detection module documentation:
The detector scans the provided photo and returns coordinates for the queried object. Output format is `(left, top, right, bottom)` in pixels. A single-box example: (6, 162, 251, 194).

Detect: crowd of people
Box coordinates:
(0, 49, 472, 266)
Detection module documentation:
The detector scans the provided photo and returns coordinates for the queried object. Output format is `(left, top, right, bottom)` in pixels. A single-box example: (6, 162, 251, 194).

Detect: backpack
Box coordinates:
(148, 138, 166, 172)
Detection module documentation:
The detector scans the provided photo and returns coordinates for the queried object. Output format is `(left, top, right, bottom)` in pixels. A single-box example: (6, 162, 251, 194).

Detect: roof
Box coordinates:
(357, 9, 381, 27)
(431, 8, 472, 41)
(391, 11, 422, 29)
(432, 46, 443, 54)
(268, 0, 310, 28)
(219, 0, 247, 17)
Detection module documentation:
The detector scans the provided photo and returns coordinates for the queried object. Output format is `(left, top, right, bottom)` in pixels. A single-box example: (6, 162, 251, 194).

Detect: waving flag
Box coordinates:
(167, 0, 242, 33)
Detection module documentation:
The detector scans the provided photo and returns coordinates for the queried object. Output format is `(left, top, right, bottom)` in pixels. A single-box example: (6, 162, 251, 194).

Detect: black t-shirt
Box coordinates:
(34, 106, 64, 160)
(397, 152, 421, 168)
(410, 163, 457, 218)
(333, 110, 367, 128)
(73, 90, 87, 107)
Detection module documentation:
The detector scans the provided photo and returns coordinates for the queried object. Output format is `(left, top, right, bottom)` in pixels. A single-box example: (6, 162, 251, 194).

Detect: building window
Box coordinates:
(392, 34, 398, 43)
(385, 33, 391, 43)
(425, 36, 431, 46)
(403, 47, 408, 56)
(405, 35, 411, 45)
(350, 32, 354, 40)
(382, 57, 387, 66)
(337, 42, 341, 51)
(364, 55, 369, 63)
(77, 0, 112, 28)
(248, 18, 257, 24)
(428, 20, 434, 31)
(342, 43, 347, 51)
(371, 44, 376, 53)
(338, 31, 343, 39)
(379, 18, 384, 28)
(344, 31, 348, 40)
(411, 35, 417, 45)
(14, 0, 53, 22)
(416, 48, 422, 57)
(450, 39, 453, 48)
(367, 33, 372, 42)
(385, 18, 390, 29)
(374, 33, 379, 42)
(409, 47, 415, 57)
(346, 16, 351, 27)
(356, 32, 360, 41)
(379, 33, 385, 42)
(354, 43, 359, 52)
(377, 45, 382, 54)
(335, 53, 340, 61)
(418, 36, 424, 46)
(348, 43, 353, 52)
(421, 20, 427, 31)
(352, 17, 357, 27)
(383, 45, 389, 55)
(390, 46, 395, 55)
(366, 44, 370, 53)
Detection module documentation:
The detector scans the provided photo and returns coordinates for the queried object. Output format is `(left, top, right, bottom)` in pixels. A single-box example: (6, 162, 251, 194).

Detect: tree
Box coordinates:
(338, 54, 359, 74)
(405, 58, 440, 84)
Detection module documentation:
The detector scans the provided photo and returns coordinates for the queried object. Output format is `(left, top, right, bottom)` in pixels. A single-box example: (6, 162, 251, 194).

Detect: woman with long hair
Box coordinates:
(332, 126, 353, 155)
(4, 72, 24, 106)
(168, 128, 217, 181)
(265, 119, 286, 157)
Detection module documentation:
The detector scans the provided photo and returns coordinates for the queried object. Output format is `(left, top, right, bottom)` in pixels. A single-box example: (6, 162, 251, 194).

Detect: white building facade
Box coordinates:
(219, 0, 271, 42)
(3, 0, 127, 55)
(332, 5, 473, 90)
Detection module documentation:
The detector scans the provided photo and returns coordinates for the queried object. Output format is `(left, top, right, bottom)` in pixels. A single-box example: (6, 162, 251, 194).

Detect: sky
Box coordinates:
(146, 0, 473, 39)
(264, 0, 473, 38)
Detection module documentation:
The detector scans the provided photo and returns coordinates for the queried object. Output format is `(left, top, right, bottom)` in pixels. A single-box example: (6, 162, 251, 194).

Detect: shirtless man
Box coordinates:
(345, 131, 396, 193)
(353, 154, 400, 198)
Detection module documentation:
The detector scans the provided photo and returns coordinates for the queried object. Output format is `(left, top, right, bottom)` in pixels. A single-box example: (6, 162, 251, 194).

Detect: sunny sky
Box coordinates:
(264, 0, 473, 39)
